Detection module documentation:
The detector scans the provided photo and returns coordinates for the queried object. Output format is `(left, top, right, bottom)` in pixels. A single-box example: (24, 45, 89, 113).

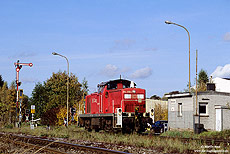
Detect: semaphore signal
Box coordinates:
(14, 60, 33, 127)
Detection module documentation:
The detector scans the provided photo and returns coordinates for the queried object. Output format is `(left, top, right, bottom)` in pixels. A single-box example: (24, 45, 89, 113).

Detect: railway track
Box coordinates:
(0, 132, 131, 154)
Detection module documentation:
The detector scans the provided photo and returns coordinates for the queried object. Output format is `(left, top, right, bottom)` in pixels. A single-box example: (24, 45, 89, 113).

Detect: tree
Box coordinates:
(0, 81, 17, 125)
(150, 95, 161, 100)
(30, 71, 83, 125)
(45, 71, 82, 111)
(7, 82, 16, 124)
(0, 75, 4, 88)
(0, 82, 9, 124)
(77, 77, 89, 115)
(154, 103, 168, 121)
(29, 82, 48, 119)
(198, 69, 209, 91)
(82, 77, 89, 95)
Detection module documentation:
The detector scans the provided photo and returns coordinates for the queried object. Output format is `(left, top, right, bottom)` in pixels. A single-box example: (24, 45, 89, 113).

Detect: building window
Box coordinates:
(178, 103, 182, 116)
(171, 99, 176, 104)
(199, 103, 208, 115)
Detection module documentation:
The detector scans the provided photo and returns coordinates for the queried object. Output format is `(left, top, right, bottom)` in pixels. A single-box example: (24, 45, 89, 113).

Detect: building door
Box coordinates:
(215, 106, 222, 131)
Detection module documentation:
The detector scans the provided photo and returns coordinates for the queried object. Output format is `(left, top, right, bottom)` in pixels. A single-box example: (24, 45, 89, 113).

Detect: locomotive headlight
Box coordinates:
(137, 94, 144, 99)
(128, 113, 131, 117)
(124, 94, 131, 99)
(143, 113, 146, 117)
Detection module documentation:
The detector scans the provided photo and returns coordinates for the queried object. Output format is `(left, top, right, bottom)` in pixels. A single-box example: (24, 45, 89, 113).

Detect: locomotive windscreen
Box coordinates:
(98, 79, 136, 90)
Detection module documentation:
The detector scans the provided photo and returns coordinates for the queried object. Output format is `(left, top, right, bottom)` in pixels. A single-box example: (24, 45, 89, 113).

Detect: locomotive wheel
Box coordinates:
(134, 118, 141, 133)
(105, 119, 112, 132)
(122, 118, 133, 134)
(87, 128, 92, 132)
(94, 125, 100, 132)
(85, 119, 92, 132)
(122, 125, 132, 134)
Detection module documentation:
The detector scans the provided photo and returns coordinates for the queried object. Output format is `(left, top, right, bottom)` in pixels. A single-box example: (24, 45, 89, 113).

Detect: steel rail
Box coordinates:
(0, 136, 67, 154)
(0, 132, 131, 154)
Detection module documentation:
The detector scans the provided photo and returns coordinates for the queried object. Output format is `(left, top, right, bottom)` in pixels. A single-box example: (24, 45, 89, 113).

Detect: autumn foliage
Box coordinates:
(30, 71, 85, 126)
(154, 103, 168, 122)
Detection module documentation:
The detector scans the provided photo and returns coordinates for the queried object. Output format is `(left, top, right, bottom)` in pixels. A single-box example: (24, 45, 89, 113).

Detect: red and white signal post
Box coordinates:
(14, 60, 33, 127)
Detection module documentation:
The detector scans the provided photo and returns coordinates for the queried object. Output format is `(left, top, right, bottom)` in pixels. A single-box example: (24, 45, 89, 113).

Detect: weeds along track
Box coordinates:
(0, 132, 130, 154)
(160, 136, 230, 146)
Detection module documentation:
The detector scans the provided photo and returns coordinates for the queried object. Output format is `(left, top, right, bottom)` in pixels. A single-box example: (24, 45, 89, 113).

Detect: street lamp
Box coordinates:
(165, 20, 191, 92)
(52, 52, 69, 127)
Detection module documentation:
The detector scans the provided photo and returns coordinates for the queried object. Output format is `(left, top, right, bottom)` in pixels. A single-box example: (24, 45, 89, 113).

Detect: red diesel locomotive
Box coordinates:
(79, 79, 152, 133)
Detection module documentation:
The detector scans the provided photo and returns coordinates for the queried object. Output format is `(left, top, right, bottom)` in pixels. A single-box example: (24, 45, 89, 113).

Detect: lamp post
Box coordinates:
(52, 52, 69, 127)
(165, 20, 191, 92)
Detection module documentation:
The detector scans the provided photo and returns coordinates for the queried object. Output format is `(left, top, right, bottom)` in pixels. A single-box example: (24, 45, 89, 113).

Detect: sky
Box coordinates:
(1, 0, 230, 98)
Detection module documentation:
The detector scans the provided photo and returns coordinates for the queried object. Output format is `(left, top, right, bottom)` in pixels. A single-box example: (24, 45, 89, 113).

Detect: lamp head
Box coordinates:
(52, 52, 58, 55)
(165, 20, 173, 24)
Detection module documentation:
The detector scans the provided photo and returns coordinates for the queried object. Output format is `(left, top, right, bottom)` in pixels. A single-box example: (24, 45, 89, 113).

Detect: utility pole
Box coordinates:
(14, 60, 33, 127)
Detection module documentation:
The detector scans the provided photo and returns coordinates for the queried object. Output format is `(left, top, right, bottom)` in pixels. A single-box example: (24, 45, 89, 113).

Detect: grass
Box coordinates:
(1, 125, 226, 153)
(161, 129, 230, 140)
(161, 130, 195, 138)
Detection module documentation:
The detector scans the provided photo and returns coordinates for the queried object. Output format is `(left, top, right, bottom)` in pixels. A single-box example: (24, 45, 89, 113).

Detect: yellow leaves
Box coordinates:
(56, 107, 67, 126)
(154, 103, 168, 122)
(56, 101, 84, 125)
(198, 82, 207, 92)
(0, 82, 17, 124)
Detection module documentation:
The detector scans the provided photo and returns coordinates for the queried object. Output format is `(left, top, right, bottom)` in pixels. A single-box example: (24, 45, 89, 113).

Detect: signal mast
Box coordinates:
(14, 60, 33, 127)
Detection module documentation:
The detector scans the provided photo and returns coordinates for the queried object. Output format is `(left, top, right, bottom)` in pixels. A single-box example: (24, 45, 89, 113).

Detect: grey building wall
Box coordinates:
(167, 91, 230, 131)
(168, 95, 194, 130)
(197, 92, 230, 130)
(223, 108, 230, 130)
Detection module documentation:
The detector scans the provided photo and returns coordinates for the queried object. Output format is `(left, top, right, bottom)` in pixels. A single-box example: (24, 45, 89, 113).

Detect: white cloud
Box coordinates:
(223, 32, 230, 41)
(101, 64, 119, 77)
(100, 64, 131, 78)
(130, 67, 152, 79)
(211, 64, 230, 78)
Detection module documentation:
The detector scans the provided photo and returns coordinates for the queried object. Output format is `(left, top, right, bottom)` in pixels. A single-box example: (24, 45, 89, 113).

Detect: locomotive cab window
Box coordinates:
(123, 84, 130, 89)
(107, 83, 117, 90)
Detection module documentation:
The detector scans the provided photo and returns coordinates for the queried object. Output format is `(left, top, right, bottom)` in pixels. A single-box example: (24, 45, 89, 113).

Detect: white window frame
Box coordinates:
(199, 103, 208, 116)
(178, 103, 182, 117)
